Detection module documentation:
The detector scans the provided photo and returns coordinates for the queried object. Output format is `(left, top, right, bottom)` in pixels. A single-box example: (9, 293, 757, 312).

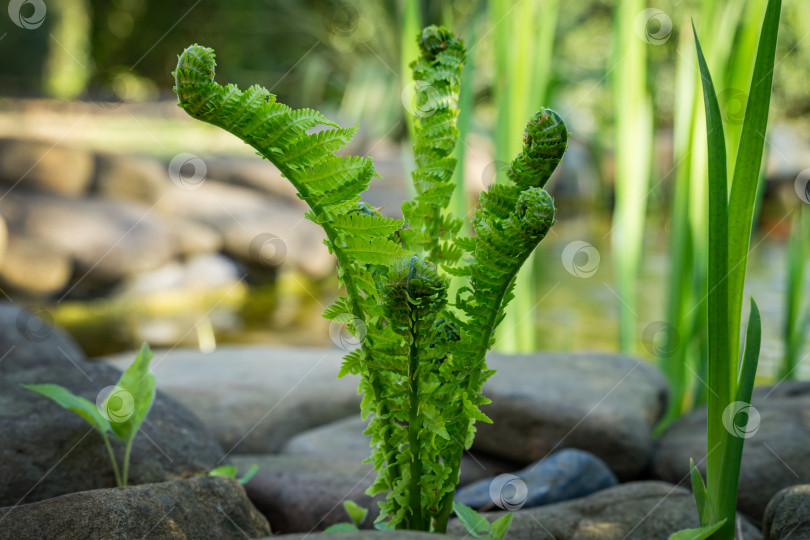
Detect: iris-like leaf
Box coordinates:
(22, 383, 111, 435)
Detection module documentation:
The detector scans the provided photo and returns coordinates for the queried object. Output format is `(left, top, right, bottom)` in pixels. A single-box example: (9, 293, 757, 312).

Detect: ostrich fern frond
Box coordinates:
(173, 26, 569, 533)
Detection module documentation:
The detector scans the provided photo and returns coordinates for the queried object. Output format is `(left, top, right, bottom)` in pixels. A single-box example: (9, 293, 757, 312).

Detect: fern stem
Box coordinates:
(406, 309, 424, 530)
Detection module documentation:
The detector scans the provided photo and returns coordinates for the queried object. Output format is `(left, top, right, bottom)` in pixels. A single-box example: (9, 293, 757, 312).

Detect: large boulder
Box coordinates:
(0, 304, 225, 506)
(446, 481, 761, 540)
(0, 235, 72, 297)
(100, 346, 361, 454)
(93, 153, 168, 205)
(0, 192, 176, 287)
(0, 476, 271, 539)
(652, 381, 810, 524)
(475, 353, 669, 480)
(763, 485, 810, 539)
(0, 138, 94, 196)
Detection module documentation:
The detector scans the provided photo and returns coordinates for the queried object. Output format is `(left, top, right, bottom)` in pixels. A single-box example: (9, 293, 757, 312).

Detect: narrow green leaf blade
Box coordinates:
(668, 519, 727, 540)
(727, 0, 783, 356)
(689, 458, 710, 524)
(736, 298, 762, 405)
(22, 383, 111, 434)
(208, 465, 238, 478)
(107, 343, 156, 441)
(238, 464, 259, 485)
(489, 513, 514, 540)
(452, 501, 489, 537)
(343, 500, 368, 526)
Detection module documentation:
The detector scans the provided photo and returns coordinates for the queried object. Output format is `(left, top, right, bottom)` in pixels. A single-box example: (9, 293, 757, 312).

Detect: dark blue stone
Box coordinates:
(453, 448, 619, 511)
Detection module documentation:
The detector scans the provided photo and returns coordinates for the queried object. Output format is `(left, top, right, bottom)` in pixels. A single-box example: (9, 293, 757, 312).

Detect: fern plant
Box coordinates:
(173, 25, 568, 532)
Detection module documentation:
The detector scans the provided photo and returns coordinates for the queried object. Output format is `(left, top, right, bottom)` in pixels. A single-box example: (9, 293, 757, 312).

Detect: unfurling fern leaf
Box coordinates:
(174, 28, 569, 535)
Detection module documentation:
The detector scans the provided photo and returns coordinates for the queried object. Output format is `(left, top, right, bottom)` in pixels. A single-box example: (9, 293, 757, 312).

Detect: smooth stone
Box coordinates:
(0, 304, 225, 506)
(453, 448, 618, 511)
(0, 213, 6, 268)
(475, 352, 669, 480)
(99, 346, 360, 454)
(446, 481, 762, 540)
(93, 153, 168, 205)
(155, 180, 331, 278)
(0, 192, 176, 286)
(0, 476, 271, 539)
(0, 235, 72, 297)
(281, 415, 520, 487)
(204, 155, 301, 202)
(763, 485, 810, 539)
(119, 253, 241, 295)
(652, 381, 810, 524)
(232, 454, 381, 533)
(165, 216, 222, 256)
(0, 138, 94, 196)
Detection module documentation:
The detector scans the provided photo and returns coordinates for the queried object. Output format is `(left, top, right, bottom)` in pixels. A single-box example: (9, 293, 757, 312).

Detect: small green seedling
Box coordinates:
(207, 464, 259, 485)
(23, 343, 156, 487)
(452, 502, 513, 539)
(324, 500, 369, 532)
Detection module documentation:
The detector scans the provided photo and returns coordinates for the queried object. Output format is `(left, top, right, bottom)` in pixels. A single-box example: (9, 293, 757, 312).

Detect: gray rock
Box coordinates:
(0, 304, 225, 506)
(232, 454, 380, 534)
(0, 476, 272, 540)
(0, 138, 94, 196)
(0, 235, 72, 297)
(454, 448, 618, 511)
(281, 415, 519, 487)
(0, 213, 6, 268)
(93, 153, 168, 205)
(475, 352, 669, 480)
(120, 253, 241, 295)
(446, 481, 762, 540)
(652, 381, 810, 524)
(165, 216, 222, 256)
(155, 180, 332, 278)
(763, 485, 810, 539)
(204, 155, 302, 202)
(100, 346, 360, 454)
(0, 192, 176, 286)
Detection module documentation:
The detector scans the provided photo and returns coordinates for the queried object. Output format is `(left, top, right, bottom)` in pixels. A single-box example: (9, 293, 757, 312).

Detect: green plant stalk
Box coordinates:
(780, 209, 809, 379)
(611, 0, 652, 353)
(406, 309, 423, 530)
(122, 439, 134, 487)
(102, 434, 123, 487)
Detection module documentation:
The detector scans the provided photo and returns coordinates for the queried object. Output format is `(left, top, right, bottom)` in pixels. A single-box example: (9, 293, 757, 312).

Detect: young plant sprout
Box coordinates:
(173, 26, 568, 532)
(23, 343, 156, 488)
